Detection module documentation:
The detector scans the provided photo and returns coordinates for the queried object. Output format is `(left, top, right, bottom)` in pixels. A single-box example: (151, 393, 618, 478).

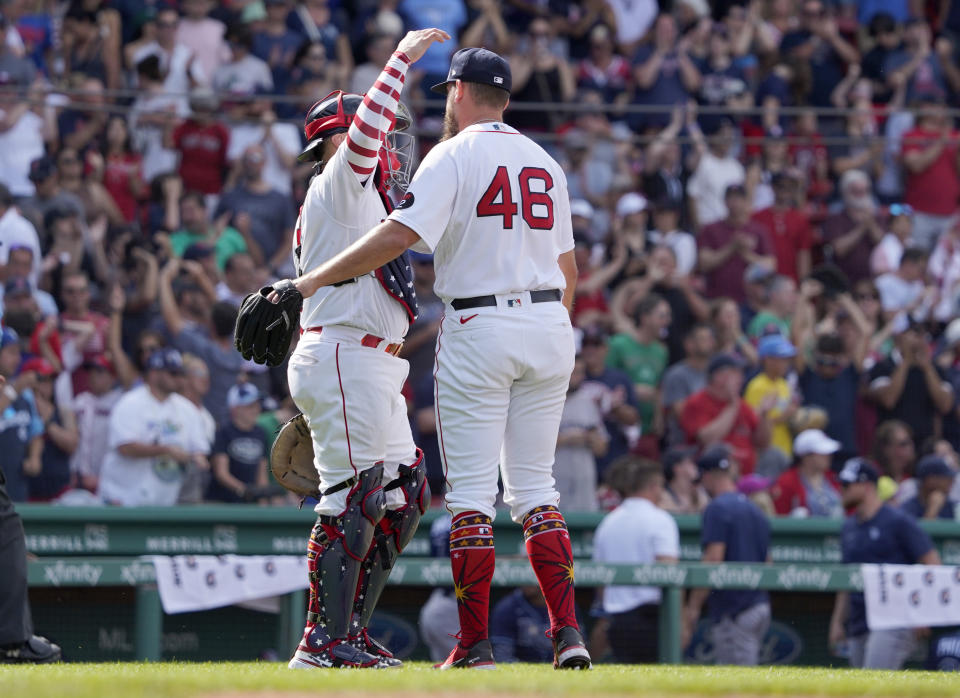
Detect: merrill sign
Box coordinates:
(145, 526, 238, 553)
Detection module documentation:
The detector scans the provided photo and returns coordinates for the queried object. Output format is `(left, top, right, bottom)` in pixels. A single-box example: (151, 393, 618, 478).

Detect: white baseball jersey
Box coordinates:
(287, 50, 418, 517)
(389, 121, 574, 302)
(294, 52, 412, 343)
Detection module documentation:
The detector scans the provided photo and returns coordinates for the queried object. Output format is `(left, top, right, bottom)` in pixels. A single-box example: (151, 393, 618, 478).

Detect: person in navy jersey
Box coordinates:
(490, 586, 584, 664)
(900, 455, 958, 521)
(829, 457, 940, 669)
(0, 328, 43, 504)
(206, 383, 268, 503)
(797, 333, 863, 467)
(928, 630, 960, 671)
(24, 358, 77, 503)
(682, 445, 771, 665)
(628, 14, 702, 132)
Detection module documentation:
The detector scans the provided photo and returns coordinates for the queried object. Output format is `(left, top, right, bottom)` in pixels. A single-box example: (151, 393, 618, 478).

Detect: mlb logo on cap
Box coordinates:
(431, 47, 513, 95)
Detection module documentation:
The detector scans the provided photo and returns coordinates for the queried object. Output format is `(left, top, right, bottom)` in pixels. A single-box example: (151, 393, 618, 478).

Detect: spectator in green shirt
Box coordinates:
(169, 191, 247, 271)
(607, 293, 671, 436)
(747, 274, 797, 340)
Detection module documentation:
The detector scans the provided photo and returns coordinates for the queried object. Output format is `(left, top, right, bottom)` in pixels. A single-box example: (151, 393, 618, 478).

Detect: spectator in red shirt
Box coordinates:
(576, 24, 631, 105)
(169, 88, 230, 198)
(49, 271, 109, 396)
(820, 169, 884, 285)
(680, 354, 772, 476)
(751, 172, 813, 282)
(900, 96, 960, 251)
(772, 429, 843, 517)
(96, 115, 145, 224)
(788, 108, 832, 203)
(698, 184, 776, 303)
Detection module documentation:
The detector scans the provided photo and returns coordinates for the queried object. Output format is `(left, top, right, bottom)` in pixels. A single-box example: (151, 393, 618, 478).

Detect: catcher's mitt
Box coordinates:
(270, 414, 320, 497)
(234, 280, 303, 366)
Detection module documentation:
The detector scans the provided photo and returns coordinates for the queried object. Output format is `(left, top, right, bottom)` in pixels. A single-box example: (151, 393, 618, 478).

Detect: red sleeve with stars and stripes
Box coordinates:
(344, 50, 411, 181)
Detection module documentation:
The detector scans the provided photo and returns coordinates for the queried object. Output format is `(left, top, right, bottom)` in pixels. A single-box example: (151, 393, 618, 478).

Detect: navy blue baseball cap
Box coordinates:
(431, 47, 512, 95)
(146, 347, 184, 373)
(916, 455, 956, 481)
(838, 457, 880, 485)
(707, 353, 745, 376)
(697, 444, 733, 473)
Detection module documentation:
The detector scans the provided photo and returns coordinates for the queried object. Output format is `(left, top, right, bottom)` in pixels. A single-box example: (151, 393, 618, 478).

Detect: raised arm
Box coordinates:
(344, 29, 450, 183)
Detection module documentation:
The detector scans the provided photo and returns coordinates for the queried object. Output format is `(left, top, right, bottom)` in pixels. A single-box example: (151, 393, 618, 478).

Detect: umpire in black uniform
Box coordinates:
(0, 369, 61, 663)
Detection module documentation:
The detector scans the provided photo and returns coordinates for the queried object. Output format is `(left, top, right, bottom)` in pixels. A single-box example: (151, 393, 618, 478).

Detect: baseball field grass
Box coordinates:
(3, 662, 960, 698)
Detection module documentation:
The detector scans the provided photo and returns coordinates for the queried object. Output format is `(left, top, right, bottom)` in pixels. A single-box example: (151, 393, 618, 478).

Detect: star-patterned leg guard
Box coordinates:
(522, 505, 578, 634)
(348, 450, 429, 665)
(448, 511, 495, 648)
(289, 465, 396, 670)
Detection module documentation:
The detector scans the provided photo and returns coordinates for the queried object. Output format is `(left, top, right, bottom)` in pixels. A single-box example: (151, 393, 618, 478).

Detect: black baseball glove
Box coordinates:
(234, 280, 303, 366)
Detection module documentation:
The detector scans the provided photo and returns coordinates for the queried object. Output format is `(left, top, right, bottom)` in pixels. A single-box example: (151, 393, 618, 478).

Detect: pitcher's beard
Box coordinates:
(440, 109, 459, 142)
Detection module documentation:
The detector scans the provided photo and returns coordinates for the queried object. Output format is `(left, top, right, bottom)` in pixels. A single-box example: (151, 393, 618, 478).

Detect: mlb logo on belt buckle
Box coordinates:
(507, 298, 522, 308)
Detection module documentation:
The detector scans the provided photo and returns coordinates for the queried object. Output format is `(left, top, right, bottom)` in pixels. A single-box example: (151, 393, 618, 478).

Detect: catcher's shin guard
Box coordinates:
(349, 450, 429, 655)
(292, 465, 390, 668)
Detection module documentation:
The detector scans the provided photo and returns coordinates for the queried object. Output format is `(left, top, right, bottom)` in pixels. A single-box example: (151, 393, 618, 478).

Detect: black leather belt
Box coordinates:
(451, 288, 562, 311)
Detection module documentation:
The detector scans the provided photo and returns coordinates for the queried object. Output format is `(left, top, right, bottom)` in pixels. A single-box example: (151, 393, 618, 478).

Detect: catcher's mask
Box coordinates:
(298, 90, 415, 190)
(383, 101, 415, 191)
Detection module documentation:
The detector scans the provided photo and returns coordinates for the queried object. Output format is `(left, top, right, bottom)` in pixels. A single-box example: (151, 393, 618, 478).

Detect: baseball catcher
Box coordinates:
(236, 28, 448, 670)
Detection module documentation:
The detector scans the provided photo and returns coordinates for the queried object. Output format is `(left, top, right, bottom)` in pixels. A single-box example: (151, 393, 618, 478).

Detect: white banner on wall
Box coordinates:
(862, 564, 960, 631)
(148, 555, 308, 614)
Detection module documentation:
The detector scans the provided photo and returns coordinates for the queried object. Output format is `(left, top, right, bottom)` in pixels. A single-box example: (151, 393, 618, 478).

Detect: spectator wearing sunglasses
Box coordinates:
(797, 333, 865, 467)
(869, 203, 913, 276)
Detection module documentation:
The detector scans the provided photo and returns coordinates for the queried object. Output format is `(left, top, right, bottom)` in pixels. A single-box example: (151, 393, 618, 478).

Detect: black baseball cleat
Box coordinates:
(0, 635, 62, 664)
(434, 639, 496, 670)
(552, 626, 591, 670)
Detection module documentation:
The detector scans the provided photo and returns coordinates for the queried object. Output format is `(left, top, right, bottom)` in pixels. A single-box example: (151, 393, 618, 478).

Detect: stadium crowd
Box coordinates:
(0, 0, 957, 524)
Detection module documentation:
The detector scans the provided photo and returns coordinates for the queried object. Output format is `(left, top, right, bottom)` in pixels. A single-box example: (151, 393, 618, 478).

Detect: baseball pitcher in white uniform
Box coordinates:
(278, 28, 449, 670)
(274, 47, 591, 671)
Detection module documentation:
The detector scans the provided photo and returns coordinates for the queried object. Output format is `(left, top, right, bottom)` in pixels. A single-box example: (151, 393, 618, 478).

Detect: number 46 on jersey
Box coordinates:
(476, 166, 555, 230)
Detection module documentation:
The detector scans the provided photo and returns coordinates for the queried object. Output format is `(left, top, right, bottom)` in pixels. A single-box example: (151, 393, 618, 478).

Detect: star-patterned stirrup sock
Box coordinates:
(448, 511, 495, 647)
(522, 505, 578, 633)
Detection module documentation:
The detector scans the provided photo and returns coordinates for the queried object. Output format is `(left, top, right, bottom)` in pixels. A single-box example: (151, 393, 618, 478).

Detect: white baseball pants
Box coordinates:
(287, 327, 417, 516)
(434, 294, 575, 522)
